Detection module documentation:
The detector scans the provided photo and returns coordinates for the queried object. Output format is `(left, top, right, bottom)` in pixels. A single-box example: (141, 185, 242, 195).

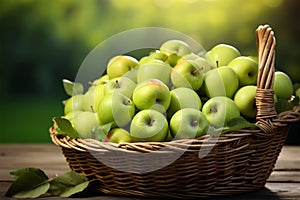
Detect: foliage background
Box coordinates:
(0, 0, 299, 143)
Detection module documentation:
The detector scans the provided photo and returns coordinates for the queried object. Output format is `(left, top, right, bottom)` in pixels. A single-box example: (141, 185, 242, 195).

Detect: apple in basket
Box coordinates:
(132, 79, 171, 113)
(234, 85, 257, 119)
(130, 109, 169, 142)
(167, 87, 202, 118)
(97, 92, 135, 128)
(206, 43, 241, 68)
(202, 96, 240, 128)
(160, 39, 192, 56)
(171, 59, 204, 91)
(273, 71, 294, 100)
(170, 108, 209, 139)
(203, 66, 239, 98)
(103, 128, 132, 143)
(104, 76, 136, 98)
(106, 55, 139, 80)
(137, 59, 172, 86)
(228, 56, 258, 86)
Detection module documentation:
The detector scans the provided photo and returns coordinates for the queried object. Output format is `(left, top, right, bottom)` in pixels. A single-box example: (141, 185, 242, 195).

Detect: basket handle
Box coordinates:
(255, 25, 277, 134)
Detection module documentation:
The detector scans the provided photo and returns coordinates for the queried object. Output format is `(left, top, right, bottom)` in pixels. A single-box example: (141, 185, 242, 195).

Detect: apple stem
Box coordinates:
(123, 99, 131, 105)
(115, 80, 120, 88)
(210, 105, 218, 113)
(91, 105, 95, 113)
(216, 61, 219, 68)
(191, 120, 198, 127)
(147, 119, 155, 126)
(88, 81, 96, 86)
(192, 67, 203, 75)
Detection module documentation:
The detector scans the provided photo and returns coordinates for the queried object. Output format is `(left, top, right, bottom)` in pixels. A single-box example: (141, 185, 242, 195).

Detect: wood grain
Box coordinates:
(0, 144, 299, 199)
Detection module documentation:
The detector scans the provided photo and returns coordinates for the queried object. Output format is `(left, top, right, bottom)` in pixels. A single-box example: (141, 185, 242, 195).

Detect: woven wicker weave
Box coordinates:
(50, 25, 300, 198)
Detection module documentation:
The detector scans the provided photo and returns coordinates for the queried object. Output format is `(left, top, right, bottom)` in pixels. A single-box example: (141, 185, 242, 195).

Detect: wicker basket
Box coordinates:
(50, 25, 300, 198)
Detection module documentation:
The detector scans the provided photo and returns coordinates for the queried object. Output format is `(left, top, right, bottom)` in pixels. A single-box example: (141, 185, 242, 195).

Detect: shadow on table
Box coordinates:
(73, 186, 281, 200)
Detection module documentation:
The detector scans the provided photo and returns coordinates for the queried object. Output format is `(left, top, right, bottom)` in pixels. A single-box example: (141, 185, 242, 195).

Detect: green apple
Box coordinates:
(295, 88, 300, 100)
(165, 53, 182, 67)
(137, 59, 172, 86)
(248, 56, 258, 63)
(234, 85, 257, 119)
(167, 87, 202, 118)
(97, 92, 135, 127)
(64, 110, 82, 126)
(73, 111, 100, 139)
(104, 76, 136, 98)
(171, 59, 204, 91)
(130, 109, 169, 142)
(92, 74, 109, 86)
(273, 71, 294, 99)
(160, 40, 191, 56)
(206, 44, 241, 67)
(148, 50, 168, 61)
(293, 83, 300, 93)
(203, 66, 239, 98)
(64, 95, 85, 115)
(170, 108, 209, 139)
(106, 55, 139, 79)
(133, 79, 171, 113)
(228, 56, 258, 86)
(181, 54, 212, 73)
(103, 128, 132, 143)
(83, 84, 105, 112)
(202, 96, 240, 128)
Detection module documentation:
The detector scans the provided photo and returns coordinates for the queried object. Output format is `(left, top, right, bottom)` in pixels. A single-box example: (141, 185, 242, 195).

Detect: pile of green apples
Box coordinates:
(61, 40, 299, 143)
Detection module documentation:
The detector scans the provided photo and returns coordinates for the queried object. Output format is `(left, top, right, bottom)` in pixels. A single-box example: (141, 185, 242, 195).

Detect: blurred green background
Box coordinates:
(0, 0, 299, 143)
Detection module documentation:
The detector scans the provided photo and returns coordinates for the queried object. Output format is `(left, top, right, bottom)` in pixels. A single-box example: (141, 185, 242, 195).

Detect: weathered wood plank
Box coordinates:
(0, 144, 69, 180)
(274, 146, 300, 170)
(1, 144, 299, 199)
(1, 181, 300, 200)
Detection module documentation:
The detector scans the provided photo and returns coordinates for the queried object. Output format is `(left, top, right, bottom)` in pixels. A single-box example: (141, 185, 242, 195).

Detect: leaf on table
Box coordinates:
(6, 170, 50, 198)
(48, 171, 89, 197)
(222, 116, 258, 133)
(53, 117, 79, 139)
(62, 79, 84, 96)
(10, 167, 49, 180)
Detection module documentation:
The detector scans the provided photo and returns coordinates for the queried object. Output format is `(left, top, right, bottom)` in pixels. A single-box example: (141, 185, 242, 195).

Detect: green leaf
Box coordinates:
(48, 171, 89, 197)
(10, 168, 48, 180)
(92, 122, 113, 140)
(6, 171, 50, 198)
(53, 117, 79, 139)
(222, 116, 257, 134)
(62, 79, 84, 96)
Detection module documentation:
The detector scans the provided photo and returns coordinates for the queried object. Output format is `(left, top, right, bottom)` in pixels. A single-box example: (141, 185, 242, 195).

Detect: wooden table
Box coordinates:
(0, 144, 299, 199)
